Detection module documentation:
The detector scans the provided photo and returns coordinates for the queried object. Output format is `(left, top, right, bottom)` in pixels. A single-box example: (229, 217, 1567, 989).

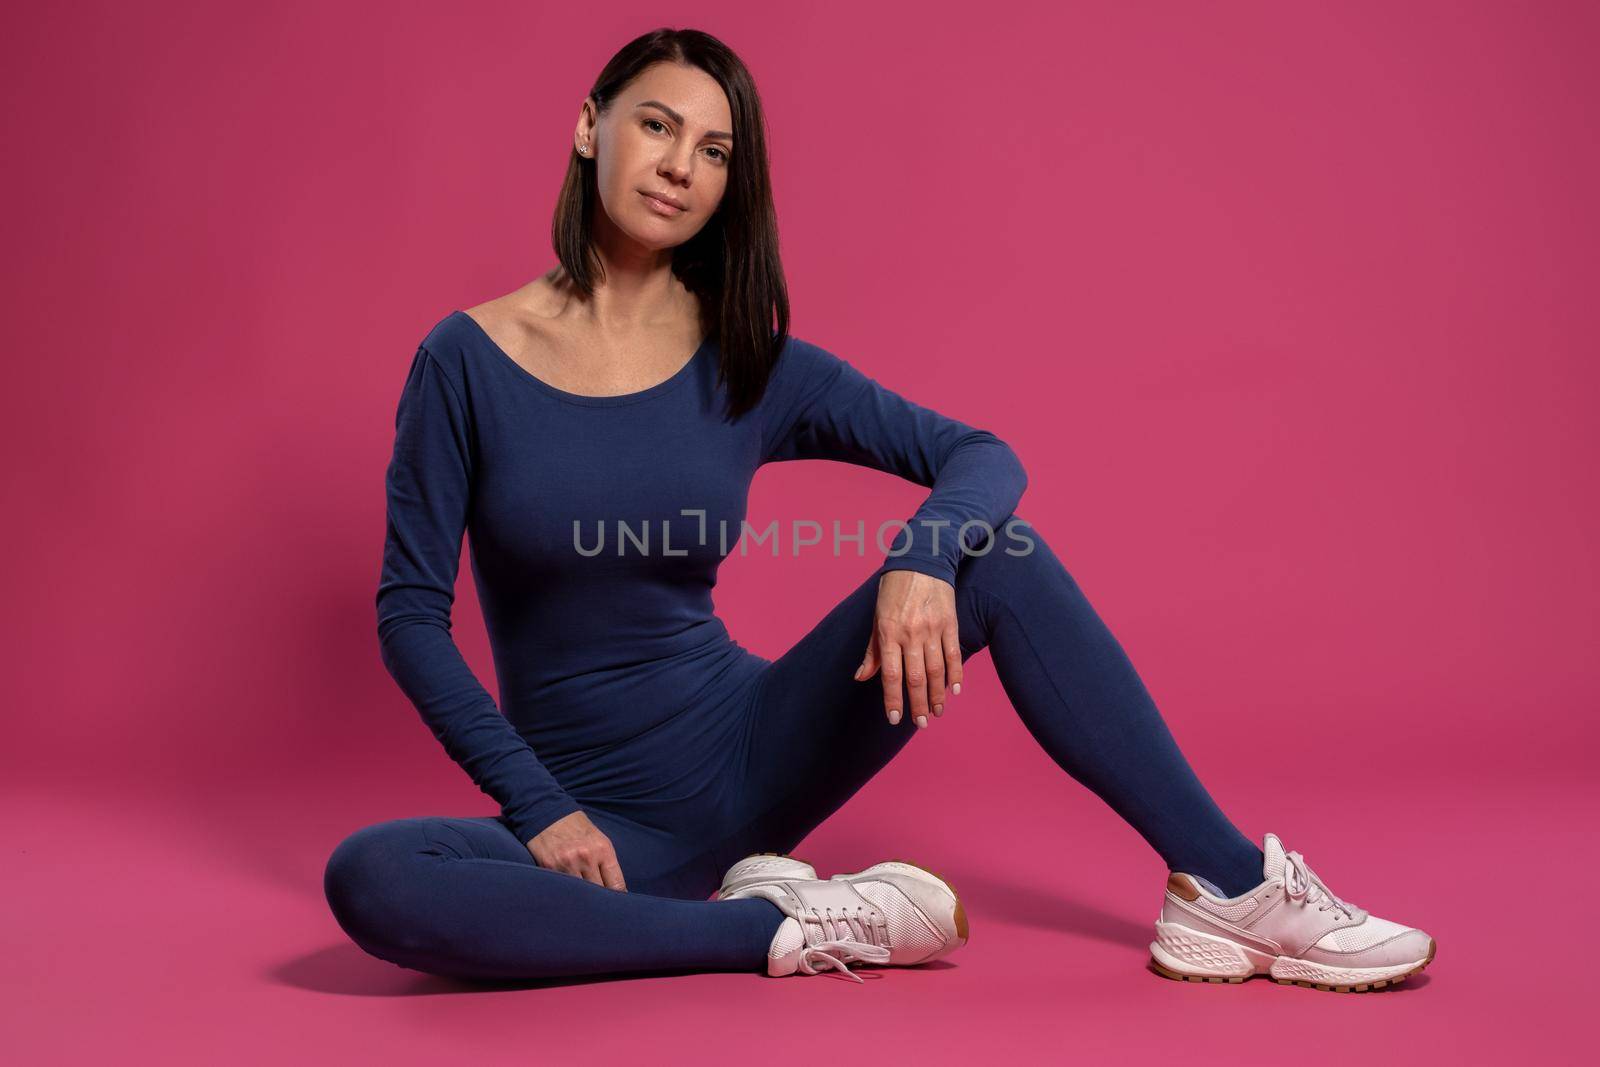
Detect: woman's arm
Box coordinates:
(376, 344, 583, 846)
(760, 336, 1029, 583)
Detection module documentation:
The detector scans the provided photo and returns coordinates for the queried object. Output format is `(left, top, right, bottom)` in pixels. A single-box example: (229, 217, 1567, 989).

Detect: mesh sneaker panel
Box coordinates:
(1319, 915, 1411, 953)
(770, 917, 804, 959)
(858, 885, 947, 955)
(1262, 834, 1287, 882)
(1197, 895, 1262, 922)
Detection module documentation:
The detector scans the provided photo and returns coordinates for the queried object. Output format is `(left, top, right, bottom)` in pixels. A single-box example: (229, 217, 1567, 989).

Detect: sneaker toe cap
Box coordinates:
(1307, 922, 1434, 968)
(859, 874, 965, 963)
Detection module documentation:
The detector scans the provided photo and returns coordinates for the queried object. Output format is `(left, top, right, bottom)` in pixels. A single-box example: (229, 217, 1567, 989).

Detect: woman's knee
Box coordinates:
(323, 819, 428, 956)
(952, 512, 1070, 601)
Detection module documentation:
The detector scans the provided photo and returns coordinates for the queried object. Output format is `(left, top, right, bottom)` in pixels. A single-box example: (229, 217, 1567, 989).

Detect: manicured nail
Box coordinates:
(951, 683, 961, 695)
(933, 704, 944, 717)
(914, 715, 928, 729)
(888, 708, 901, 725)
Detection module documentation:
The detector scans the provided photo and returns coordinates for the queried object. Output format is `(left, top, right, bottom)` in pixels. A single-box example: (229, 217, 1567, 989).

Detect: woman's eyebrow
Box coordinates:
(635, 99, 733, 141)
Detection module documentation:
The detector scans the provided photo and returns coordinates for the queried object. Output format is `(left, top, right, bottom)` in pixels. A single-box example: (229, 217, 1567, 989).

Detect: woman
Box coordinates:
(324, 28, 1435, 991)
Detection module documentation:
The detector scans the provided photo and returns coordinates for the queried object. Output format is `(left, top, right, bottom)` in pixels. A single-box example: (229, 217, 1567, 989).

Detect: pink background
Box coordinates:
(5, 0, 1594, 1061)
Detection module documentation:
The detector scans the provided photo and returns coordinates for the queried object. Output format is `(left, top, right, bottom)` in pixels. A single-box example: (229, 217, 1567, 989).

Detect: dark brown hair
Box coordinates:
(552, 28, 789, 421)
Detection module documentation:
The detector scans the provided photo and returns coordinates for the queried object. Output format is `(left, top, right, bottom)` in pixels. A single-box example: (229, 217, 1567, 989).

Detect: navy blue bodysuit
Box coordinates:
(377, 310, 1028, 847)
(330, 309, 1263, 981)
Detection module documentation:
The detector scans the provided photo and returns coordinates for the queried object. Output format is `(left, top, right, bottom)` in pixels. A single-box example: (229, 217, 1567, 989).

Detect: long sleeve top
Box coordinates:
(375, 311, 1028, 845)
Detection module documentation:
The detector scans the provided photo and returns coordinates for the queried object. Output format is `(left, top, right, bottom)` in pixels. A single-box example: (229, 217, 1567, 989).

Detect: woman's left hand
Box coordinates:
(855, 569, 963, 728)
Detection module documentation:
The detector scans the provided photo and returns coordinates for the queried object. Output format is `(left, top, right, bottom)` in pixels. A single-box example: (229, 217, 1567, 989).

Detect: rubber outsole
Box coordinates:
(713, 851, 815, 899)
(1149, 937, 1437, 993)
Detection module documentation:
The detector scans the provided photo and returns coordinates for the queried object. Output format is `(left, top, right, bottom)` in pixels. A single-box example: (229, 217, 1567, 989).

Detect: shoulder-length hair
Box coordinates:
(551, 27, 790, 421)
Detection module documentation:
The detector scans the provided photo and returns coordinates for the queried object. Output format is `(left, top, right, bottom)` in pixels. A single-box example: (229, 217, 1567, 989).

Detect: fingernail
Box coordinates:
(952, 683, 961, 695)
(888, 708, 901, 725)
(915, 715, 928, 729)
(933, 704, 943, 717)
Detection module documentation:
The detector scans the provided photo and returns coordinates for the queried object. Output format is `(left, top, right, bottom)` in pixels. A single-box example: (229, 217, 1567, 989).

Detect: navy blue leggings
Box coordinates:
(323, 516, 1262, 980)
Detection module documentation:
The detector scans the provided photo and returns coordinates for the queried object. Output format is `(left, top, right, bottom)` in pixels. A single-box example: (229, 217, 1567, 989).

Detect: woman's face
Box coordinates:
(579, 61, 734, 253)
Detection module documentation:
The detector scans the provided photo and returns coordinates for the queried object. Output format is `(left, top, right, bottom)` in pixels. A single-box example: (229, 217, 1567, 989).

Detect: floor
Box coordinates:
(7, 750, 1585, 1064)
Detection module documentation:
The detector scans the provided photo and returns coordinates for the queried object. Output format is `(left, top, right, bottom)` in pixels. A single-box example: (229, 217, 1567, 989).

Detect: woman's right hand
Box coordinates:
(525, 810, 628, 891)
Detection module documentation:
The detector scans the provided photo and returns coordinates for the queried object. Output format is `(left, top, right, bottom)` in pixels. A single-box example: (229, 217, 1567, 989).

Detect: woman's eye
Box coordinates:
(643, 119, 727, 164)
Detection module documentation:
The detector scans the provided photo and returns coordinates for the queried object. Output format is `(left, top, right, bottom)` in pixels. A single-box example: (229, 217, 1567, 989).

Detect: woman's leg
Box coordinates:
(323, 813, 784, 981)
(737, 512, 1264, 897)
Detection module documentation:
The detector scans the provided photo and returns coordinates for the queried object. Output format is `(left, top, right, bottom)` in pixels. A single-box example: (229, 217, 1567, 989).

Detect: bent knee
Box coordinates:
(952, 512, 1069, 596)
(323, 821, 426, 953)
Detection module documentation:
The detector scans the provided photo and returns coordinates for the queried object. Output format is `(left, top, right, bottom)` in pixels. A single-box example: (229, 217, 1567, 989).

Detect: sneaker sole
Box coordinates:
(1149, 925, 1436, 993)
(713, 851, 815, 901)
(837, 858, 969, 945)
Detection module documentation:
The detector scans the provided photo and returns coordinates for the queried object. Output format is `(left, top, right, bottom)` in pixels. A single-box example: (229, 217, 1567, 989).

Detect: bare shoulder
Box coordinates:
(462, 270, 564, 326)
(461, 270, 565, 356)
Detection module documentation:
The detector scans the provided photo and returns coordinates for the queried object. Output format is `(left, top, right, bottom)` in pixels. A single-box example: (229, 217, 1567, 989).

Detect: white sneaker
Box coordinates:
(713, 852, 817, 900)
(1150, 833, 1437, 993)
(717, 854, 969, 981)
(826, 859, 969, 965)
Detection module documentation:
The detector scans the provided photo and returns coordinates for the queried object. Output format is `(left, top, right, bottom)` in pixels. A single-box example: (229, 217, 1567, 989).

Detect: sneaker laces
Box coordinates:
(794, 904, 892, 983)
(1281, 850, 1363, 922)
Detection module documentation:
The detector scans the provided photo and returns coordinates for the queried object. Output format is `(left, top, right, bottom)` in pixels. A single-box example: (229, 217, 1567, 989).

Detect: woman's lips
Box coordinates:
(641, 191, 685, 216)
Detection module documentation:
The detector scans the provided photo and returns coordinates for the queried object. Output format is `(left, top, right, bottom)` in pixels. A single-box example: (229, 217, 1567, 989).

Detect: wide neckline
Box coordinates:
(452, 309, 709, 408)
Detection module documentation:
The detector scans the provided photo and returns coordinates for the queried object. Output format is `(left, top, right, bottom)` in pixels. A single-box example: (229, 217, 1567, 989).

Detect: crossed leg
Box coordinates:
(323, 810, 785, 982)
